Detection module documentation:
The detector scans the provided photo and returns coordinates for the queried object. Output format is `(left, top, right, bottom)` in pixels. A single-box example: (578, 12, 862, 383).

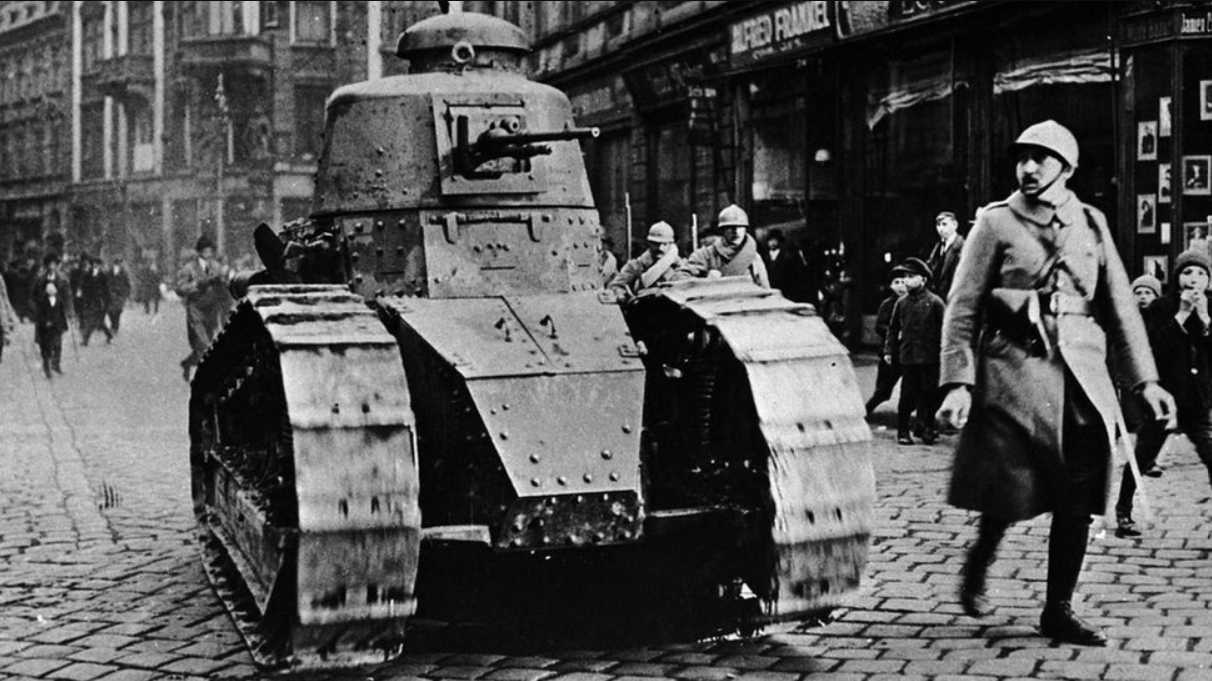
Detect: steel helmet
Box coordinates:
(1013, 120, 1079, 168)
(718, 204, 749, 228)
(646, 221, 674, 244)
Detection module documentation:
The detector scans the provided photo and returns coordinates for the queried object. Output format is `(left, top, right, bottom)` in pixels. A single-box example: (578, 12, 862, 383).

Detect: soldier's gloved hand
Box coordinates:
(936, 386, 971, 430)
(1139, 381, 1177, 431)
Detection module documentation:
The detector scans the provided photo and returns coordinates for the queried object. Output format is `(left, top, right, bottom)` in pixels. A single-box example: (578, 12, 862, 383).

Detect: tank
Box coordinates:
(188, 10, 876, 671)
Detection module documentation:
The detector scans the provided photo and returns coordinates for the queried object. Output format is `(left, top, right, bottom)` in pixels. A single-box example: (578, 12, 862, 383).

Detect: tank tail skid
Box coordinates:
(190, 285, 420, 670)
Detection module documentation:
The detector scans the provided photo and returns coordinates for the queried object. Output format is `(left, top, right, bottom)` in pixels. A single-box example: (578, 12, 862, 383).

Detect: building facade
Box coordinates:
(0, 0, 455, 270)
(0, 0, 70, 264)
(511, 0, 1212, 345)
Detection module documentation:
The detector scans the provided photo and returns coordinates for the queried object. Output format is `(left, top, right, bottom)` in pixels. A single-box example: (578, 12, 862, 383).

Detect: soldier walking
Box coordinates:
(936, 120, 1175, 645)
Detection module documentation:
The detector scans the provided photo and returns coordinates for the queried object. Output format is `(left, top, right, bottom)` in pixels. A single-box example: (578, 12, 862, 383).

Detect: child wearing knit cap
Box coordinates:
(1116, 250, 1212, 538)
(1131, 274, 1162, 310)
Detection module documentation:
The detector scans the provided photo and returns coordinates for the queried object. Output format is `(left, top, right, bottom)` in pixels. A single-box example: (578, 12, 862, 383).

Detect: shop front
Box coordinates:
(569, 75, 634, 259)
(1120, 3, 1212, 284)
(622, 38, 731, 257)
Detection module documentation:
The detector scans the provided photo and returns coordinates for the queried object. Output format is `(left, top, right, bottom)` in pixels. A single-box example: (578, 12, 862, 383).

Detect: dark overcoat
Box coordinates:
(928, 232, 966, 300)
(940, 190, 1157, 521)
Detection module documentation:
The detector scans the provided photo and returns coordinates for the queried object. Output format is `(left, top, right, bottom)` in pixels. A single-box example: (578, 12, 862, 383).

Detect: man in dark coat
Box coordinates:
(936, 120, 1174, 646)
(105, 257, 132, 334)
(78, 256, 112, 346)
(176, 235, 228, 382)
(31, 267, 70, 378)
(926, 211, 965, 300)
(762, 229, 810, 302)
(883, 257, 945, 444)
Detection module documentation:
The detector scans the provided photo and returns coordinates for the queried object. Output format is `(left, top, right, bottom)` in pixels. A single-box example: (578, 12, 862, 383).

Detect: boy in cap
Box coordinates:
(1116, 249, 1212, 538)
(865, 270, 908, 416)
(1131, 274, 1162, 310)
(884, 257, 945, 444)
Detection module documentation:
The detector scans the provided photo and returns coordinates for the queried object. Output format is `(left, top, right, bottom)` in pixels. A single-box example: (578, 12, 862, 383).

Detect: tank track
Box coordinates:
(628, 277, 875, 621)
(189, 285, 420, 670)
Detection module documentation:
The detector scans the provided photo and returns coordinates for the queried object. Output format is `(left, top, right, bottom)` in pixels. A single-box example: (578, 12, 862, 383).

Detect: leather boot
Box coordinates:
(1040, 600, 1107, 646)
(959, 514, 1007, 617)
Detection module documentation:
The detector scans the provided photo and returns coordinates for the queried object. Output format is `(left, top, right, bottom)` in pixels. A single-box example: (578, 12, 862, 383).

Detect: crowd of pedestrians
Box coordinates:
(0, 249, 170, 379)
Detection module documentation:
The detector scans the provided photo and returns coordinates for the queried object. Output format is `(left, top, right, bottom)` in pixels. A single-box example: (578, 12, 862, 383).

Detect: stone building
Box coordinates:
(501, 0, 1212, 345)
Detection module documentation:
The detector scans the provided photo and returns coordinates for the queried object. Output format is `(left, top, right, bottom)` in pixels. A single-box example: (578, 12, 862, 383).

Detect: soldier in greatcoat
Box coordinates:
(674, 205, 769, 287)
(607, 221, 681, 302)
(936, 120, 1175, 645)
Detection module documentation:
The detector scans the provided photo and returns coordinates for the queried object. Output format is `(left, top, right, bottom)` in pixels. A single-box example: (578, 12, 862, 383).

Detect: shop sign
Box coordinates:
(568, 76, 630, 125)
(688, 84, 718, 143)
(1181, 8, 1212, 37)
(623, 45, 725, 108)
(729, 1, 833, 69)
(1121, 12, 1175, 46)
(12, 205, 41, 220)
(835, 0, 982, 39)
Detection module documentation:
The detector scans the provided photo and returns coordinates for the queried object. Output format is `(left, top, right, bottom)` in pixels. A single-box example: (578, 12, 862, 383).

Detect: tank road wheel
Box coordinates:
(189, 285, 420, 670)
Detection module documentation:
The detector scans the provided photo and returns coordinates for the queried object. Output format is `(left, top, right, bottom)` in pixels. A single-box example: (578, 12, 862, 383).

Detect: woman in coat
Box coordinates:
(936, 121, 1174, 646)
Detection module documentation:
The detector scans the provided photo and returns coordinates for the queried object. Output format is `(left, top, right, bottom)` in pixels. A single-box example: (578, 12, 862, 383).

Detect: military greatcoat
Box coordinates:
(941, 190, 1158, 521)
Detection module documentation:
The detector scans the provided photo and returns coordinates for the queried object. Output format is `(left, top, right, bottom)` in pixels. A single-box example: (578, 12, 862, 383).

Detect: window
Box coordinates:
(649, 120, 690, 232)
(129, 1, 153, 54)
(82, 10, 104, 71)
(294, 1, 331, 44)
(261, 0, 282, 27)
(82, 103, 105, 178)
(178, 1, 206, 38)
(294, 85, 329, 158)
(752, 97, 806, 203)
(132, 102, 155, 172)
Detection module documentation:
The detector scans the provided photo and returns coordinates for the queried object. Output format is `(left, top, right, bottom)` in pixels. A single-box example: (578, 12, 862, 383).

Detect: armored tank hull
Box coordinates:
(187, 10, 876, 671)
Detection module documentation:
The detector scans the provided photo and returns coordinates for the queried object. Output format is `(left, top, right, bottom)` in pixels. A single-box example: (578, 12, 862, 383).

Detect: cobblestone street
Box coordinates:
(2, 303, 1212, 681)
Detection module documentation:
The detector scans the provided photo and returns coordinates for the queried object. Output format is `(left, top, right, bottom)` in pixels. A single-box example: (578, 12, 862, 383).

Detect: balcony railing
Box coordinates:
(179, 35, 273, 77)
(88, 54, 155, 100)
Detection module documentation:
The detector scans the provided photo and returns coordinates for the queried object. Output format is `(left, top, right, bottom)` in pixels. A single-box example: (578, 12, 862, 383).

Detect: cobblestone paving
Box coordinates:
(2, 304, 1211, 681)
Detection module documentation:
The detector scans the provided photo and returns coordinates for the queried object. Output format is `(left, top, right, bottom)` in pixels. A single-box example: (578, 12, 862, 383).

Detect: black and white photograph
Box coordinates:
(1185, 155, 1212, 195)
(1137, 194, 1157, 233)
(1185, 221, 1212, 256)
(1143, 255, 1169, 283)
(1138, 120, 1158, 161)
(6, 3, 1212, 680)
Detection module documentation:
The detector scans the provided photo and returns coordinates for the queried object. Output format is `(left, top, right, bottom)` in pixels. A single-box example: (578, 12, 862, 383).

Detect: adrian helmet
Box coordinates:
(717, 204, 750, 228)
(646, 221, 675, 244)
(1013, 120, 1079, 168)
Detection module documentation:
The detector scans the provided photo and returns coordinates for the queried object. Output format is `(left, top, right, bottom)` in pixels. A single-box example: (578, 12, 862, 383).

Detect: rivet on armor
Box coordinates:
(397, 247, 405, 255)
(622, 424, 632, 434)
(490, 408, 496, 415)
(557, 476, 567, 485)
(583, 473, 593, 483)
(331, 403, 340, 414)
(375, 248, 384, 256)
(530, 478, 541, 487)
(398, 219, 407, 227)
(575, 495, 584, 504)
(502, 403, 510, 410)
(529, 454, 540, 463)
(376, 220, 385, 229)
(609, 472, 619, 482)
(601, 449, 612, 460)
(500, 431, 508, 440)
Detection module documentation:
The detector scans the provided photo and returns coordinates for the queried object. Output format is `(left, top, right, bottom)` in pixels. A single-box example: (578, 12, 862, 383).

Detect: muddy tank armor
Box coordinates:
(189, 11, 875, 671)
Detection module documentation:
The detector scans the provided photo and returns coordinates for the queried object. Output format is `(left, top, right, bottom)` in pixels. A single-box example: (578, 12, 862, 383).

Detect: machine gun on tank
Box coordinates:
(456, 115, 598, 176)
